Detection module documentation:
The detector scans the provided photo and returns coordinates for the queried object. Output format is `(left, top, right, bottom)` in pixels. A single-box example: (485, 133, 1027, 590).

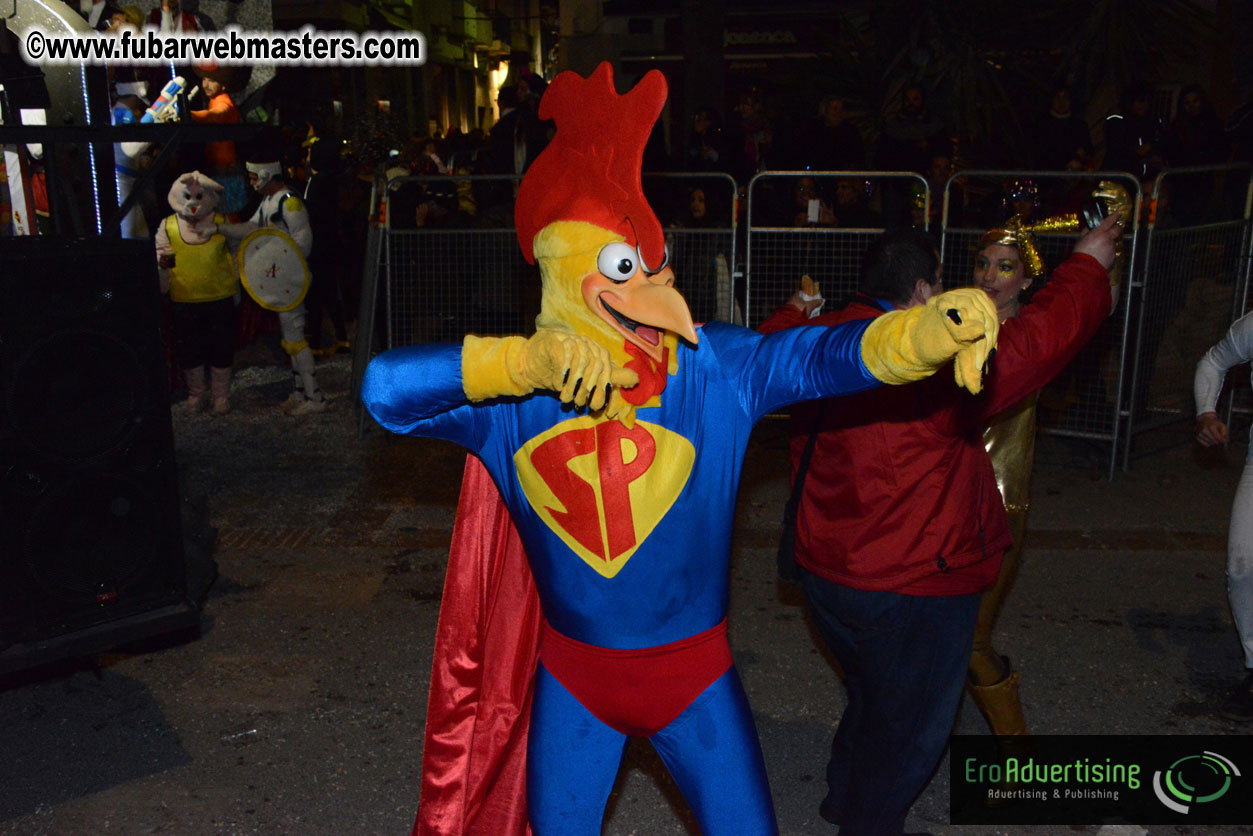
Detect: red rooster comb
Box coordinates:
(514, 62, 667, 267)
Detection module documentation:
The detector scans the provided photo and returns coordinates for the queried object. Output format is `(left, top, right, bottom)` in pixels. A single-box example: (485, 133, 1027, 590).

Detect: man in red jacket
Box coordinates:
(759, 215, 1123, 835)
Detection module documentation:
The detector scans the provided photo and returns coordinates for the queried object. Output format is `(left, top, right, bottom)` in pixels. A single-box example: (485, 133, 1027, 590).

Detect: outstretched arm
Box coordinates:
(860, 287, 999, 394)
(362, 343, 481, 445)
(742, 286, 999, 419)
(215, 219, 258, 241)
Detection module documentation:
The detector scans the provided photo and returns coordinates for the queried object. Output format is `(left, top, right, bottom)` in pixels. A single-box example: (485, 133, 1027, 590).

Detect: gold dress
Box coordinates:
(970, 391, 1037, 680)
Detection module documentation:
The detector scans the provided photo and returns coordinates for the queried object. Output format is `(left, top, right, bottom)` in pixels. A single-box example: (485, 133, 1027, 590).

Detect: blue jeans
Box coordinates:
(801, 571, 981, 836)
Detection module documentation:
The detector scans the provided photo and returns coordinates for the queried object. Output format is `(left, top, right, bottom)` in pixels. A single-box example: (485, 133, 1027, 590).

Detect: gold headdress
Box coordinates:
(979, 180, 1131, 279)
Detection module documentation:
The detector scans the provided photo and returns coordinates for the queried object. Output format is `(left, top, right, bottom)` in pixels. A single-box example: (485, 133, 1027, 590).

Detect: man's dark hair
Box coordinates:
(859, 227, 939, 305)
(498, 85, 520, 110)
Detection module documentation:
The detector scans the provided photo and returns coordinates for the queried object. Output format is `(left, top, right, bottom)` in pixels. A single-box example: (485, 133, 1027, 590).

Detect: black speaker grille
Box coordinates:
(9, 329, 146, 462)
(21, 471, 161, 604)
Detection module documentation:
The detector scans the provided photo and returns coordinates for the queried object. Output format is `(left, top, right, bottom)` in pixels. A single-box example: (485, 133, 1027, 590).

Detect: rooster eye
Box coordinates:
(597, 242, 638, 283)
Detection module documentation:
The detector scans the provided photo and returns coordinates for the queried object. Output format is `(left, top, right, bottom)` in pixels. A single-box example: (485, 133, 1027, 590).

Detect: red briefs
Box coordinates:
(538, 619, 734, 738)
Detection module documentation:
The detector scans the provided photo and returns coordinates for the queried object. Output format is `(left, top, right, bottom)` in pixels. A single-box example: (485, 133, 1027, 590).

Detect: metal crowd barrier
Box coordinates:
(743, 171, 927, 328)
(375, 172, 738, 349)
(652, 173, 740, 325)
(352, 163, 1253, 476)
(1127, 164, 1253, 465)
(352, 174, 386, 437)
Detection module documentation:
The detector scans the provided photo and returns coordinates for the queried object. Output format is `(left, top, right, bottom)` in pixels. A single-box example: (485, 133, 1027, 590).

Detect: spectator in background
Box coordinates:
(1166, 84, 1228, 167)
(149, 0, 208, 31)
(877, 84, 947, 226)
(491, 83, 549, 177)
(383, 142, 425, 230)
(877, 83, 947, 175)
(831, 178, 879, 228)
(114, 5, 145, 33)
(81, 0, 117, 30)
(148, 0, 213, 87)
(784, 94, 867, 173)
(669, 185, 723, 230)
(478, 84, 548, 225)
(790, 175, 836, 228)
(924, 152, 954, 227)
(1165, 83, 1229, 224)
(1034, 84, 1094, 172)
(1033, 84, 1096, 216)
(980, 178, 1043, 229)
(726, 87, 772, 181)
(303, 135, 350, 358)
(686, 107, 730, 174)
(189, 64, 246, 216)
(1103, 81, 1165, 182)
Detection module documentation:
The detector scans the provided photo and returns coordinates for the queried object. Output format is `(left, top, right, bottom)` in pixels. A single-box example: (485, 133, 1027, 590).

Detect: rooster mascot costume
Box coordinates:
(362, 63, 1000, 836)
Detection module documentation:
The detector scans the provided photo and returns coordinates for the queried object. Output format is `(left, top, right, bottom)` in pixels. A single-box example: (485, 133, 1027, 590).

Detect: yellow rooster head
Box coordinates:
(515, 63, 697, 396)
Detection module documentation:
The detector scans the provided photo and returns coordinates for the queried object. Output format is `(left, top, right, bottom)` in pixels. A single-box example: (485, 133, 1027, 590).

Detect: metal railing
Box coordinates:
(351, 174, 386, 438)
(370, 172, 739, 353)
(352, 164, 1253, 476)
(1128, 164, 1253, 464)
(743, 171, 927, 328)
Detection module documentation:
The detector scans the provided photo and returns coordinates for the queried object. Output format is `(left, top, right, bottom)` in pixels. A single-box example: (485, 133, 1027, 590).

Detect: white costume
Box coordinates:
(112, 82, 152, 239)
(1194, 310, 1253, 670)
(248, 183, 325, 413)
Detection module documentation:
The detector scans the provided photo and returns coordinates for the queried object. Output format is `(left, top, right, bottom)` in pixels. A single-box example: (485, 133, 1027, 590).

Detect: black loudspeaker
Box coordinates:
(0, 237, 201, 674)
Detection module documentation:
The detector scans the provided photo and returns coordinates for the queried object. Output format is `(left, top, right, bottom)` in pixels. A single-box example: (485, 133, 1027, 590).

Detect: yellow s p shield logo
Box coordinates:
(514, 416, 694, 578)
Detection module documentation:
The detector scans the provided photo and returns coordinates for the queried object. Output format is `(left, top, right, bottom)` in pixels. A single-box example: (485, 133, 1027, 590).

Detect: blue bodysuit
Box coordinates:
(363, 318, 877, 835)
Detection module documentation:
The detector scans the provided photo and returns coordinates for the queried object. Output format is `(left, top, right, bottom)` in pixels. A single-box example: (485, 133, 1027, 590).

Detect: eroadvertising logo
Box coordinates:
(1151, 751, 1240, 814)
(950, 736, 1250, 825)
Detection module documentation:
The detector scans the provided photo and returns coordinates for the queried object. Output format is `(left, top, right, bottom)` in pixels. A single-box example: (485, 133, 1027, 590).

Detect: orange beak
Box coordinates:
(583, 266, 699, 363)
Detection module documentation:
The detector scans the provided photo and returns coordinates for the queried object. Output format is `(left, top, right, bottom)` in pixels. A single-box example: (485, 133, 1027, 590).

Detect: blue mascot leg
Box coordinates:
(527, 662, 629, 835)
(648, 667, 779, 836)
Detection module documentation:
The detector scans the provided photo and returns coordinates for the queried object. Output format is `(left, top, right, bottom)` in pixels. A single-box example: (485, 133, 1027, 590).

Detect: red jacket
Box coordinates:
(759, 252, 1111, 595)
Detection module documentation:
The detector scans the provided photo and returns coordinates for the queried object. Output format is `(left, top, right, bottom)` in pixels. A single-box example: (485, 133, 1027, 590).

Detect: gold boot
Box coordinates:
(968, 668, 1033, 807)
(969, 669, 1028, 737)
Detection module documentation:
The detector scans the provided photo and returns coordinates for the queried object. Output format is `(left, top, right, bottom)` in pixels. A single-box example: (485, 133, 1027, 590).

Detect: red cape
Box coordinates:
(412, 455, 540, 836)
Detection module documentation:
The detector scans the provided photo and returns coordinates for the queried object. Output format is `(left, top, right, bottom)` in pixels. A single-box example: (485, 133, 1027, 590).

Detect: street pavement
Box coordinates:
(1, 351, 1251, 836)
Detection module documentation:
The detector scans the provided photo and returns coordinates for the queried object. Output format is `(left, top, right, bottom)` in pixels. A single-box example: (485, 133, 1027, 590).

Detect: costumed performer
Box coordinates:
(155, 171, 253, 414)
(967, 181, 1128, 789)
(111, 76, 157, 239)
(758, 205, 1124, 833)
(246, 146, 327, 415)
(1195, 311, 1253, 721)
(362, 62, 1000, 836)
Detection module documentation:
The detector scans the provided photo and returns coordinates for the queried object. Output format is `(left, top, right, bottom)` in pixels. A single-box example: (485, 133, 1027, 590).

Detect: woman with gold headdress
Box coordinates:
(967, 185, 1128, 766)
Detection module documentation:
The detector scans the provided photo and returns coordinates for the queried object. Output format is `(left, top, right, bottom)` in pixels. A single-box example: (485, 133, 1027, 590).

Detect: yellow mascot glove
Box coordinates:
(860, 288, 999, 395)
(462, 330, 639, 411)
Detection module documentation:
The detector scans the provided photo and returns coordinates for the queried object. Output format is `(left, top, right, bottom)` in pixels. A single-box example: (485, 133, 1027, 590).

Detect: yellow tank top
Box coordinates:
(165, 213, 238, 303)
